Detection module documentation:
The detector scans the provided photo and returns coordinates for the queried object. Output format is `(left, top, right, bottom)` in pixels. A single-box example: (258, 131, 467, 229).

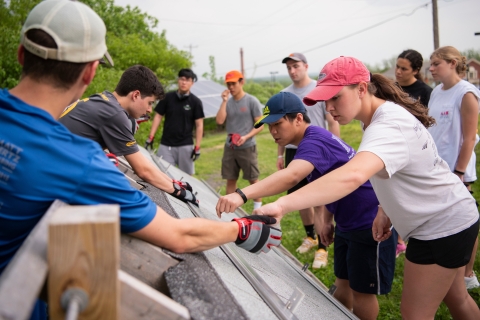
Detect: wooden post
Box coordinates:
(0, 200, 66, 320)
(48, 205, 120, 320)
(432, 0, 439, 49)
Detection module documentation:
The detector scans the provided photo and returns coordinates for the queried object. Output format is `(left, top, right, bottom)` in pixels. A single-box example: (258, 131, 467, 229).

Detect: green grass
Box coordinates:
(187, 122, 480, 320)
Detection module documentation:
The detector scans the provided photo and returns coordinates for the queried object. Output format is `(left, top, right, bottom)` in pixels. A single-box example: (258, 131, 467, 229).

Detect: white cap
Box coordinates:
(20, 0, 113, 66)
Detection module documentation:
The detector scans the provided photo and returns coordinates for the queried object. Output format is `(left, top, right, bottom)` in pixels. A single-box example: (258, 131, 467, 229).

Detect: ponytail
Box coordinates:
(368, 74, 436, 128)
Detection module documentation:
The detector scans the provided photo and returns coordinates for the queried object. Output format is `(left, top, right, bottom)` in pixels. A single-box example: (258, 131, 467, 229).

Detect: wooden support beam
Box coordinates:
(119, 270, 190, 320)
(120, 234, 179, 294)
(48, 205, 120, 320)
(0, 200, 66, 320)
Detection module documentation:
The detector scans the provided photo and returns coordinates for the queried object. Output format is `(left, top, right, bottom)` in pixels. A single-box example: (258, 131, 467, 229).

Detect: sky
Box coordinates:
(113, 0, 480, 80)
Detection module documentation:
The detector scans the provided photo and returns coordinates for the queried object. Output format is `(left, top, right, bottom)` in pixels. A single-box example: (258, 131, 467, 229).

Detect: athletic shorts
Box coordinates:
(285, 148, 309, 194)
(221, 145, 259, 181)
(334, 227, 397, 295)
(157, 144, 194, 175)
(406, 219, 479, 268)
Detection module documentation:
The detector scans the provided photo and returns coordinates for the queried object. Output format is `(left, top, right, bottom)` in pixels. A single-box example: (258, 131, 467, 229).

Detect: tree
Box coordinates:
(202, 56, 223, 83)
(462, 48, 480, 61)
(0, 0, 192, 92)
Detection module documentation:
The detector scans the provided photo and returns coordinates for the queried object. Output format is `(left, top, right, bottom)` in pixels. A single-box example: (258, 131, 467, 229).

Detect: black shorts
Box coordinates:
(334, 227, 397, 295)
(285, 148, 309, 194)
(406, 219, 479, 268)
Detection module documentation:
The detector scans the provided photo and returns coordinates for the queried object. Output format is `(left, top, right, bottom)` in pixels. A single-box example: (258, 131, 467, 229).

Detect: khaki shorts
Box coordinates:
(221, 145, 259, 181)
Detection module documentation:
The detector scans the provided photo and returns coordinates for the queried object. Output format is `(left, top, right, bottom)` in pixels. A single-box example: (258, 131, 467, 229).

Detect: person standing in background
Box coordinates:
(216, 70, 264, 210)
(146, 68, 204, 175)
(395, 49, 433, 108)
(428, 46, 480, 290)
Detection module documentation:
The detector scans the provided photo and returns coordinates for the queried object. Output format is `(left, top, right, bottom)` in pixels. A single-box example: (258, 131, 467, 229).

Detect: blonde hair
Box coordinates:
(430, 46, 467, 75)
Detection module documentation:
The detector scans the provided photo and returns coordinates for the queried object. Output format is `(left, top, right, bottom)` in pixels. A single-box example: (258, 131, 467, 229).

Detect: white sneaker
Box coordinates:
(312, 249, 328, 269)
(465, 272, 480, 290)
(296, 237, 318, 254)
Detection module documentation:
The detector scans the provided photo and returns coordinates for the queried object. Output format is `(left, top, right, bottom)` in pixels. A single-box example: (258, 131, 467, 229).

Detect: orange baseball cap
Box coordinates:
(225, 70, 244, 83)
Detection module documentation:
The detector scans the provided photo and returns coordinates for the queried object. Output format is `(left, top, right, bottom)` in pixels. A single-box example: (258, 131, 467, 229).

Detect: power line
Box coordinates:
(196, 0, 300, 46)
(243, 2, 430, 72)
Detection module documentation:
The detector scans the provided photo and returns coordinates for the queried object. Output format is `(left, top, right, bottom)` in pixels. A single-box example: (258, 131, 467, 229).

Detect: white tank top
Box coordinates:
(428, 80, 480, 171)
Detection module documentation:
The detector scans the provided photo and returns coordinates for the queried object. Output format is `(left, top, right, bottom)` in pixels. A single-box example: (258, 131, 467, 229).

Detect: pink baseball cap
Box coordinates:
(303, 56, 370, 106)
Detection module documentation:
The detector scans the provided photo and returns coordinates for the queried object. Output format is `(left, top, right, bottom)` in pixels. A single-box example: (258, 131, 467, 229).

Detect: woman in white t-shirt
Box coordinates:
(428, 46, 480, 290)
(254, 56, 480, 319)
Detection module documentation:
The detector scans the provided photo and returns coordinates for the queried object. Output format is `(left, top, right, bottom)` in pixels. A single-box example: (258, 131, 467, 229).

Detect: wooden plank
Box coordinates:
(120, 234, 179, 294)
(0, 200, 66, 320)
(48, 205, 120, 320)
(119, 270, 190, 320)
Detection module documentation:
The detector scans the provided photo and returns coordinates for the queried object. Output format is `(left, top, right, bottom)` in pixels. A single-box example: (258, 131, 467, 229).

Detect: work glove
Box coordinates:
(173, 179, 193, 192)
(228, 133, 242, 149)
(106, 153, 118, 167)
(191, 146, 201, 161)
(145, 136, 154, 150)
(233, 215, 282, 254)
(169, 182, 198, 207)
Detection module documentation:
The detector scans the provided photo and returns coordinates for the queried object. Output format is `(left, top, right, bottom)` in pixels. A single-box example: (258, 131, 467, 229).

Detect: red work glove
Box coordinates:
(233, 215, 282, 254)
(191, 146, 201, 161)
(228, 133, 242, 149)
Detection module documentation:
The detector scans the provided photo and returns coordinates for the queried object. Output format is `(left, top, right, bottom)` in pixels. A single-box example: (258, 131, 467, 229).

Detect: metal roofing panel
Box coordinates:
(190, 80, 226, 118)
(142, 149, 357, 320)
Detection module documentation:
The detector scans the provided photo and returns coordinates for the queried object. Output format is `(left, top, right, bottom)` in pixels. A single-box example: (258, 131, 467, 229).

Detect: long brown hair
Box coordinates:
(368, 73, 435, 128)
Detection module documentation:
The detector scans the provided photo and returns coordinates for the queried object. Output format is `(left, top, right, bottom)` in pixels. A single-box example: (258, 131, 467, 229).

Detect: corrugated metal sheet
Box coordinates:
(138, 147, 357, 320)
(190, 80, 226, 118)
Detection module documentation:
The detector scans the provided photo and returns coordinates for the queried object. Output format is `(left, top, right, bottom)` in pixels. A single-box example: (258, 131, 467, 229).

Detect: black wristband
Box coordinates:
(454, 169, 465, 175)
(235, 188, 247, 203)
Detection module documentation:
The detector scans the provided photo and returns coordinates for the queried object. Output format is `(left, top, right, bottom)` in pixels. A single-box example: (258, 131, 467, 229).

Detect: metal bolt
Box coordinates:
(61, 288, 89, 320)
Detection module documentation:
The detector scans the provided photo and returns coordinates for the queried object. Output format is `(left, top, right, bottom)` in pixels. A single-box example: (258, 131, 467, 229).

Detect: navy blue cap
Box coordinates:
(254, 92, 306, 128)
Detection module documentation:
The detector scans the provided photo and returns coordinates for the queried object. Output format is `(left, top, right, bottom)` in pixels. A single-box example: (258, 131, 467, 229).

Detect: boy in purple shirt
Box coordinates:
(216, 92, 396, 320)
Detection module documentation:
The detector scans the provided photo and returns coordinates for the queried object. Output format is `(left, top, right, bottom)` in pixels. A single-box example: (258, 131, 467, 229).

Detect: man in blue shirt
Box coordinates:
(0, 1, 281, 318)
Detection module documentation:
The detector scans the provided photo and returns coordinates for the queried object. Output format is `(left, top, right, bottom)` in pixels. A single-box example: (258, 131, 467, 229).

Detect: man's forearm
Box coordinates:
(243, 168, 300, 200)
(131, 207, 238, 253)
(138, 165, 174, 192)
(149, 113, 162, 138)
(126, 152, 174, 192)
(244, 125, 263, 140)
(195, 121, 204, 147)
(216, 101, 227, 125)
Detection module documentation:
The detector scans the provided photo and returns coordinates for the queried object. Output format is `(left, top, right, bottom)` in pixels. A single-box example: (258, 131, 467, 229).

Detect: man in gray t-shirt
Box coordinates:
(60, 65, 198, 206)
(216, 70, 264, 210)
(278, 53, 340, 269)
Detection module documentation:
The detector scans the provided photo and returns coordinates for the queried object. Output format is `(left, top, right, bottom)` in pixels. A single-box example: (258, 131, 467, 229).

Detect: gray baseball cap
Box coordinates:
(281, 53, 307, 64)
(20, 0, 113, 66)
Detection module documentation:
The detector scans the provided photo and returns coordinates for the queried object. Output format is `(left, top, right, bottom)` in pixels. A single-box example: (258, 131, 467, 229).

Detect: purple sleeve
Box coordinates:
(295, 139, 339, 181)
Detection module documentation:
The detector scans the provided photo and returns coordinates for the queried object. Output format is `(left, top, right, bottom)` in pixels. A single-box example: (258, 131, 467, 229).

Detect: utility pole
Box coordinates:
(432, 0, 439, 49)
(270, 71, 278, 87)
(240, 48, 245, 76)
(184, 44, 198, 55)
